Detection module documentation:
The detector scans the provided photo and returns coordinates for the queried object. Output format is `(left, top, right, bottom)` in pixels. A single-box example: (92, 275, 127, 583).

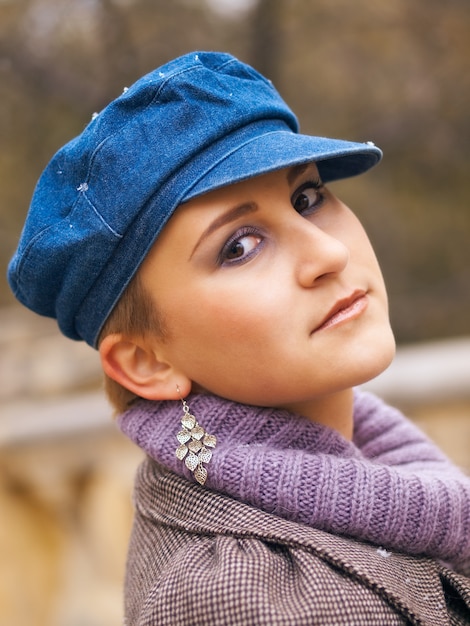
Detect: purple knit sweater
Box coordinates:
(117, 389, 470, 572)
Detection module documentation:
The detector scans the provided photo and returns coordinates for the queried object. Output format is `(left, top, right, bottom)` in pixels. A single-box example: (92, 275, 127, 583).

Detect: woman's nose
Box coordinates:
(293, 219, 350, 287)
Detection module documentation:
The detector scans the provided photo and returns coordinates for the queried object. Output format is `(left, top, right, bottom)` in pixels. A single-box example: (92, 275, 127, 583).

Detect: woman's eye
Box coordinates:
(221, 231, 262, 264)
(292, 181, 325, 215)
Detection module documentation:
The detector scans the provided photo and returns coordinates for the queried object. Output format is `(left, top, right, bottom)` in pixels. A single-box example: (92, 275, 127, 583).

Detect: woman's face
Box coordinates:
(139, 163, 395, 413)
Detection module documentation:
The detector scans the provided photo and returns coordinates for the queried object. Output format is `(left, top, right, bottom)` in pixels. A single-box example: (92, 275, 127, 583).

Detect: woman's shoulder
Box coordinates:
(123, 457, 470, 626)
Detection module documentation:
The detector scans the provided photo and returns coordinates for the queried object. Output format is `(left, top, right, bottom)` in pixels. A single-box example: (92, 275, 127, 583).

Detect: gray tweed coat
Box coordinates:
(123, 458, 470, 625)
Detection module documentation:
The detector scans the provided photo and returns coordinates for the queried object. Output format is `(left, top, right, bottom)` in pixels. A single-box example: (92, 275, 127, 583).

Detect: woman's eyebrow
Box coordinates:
(190, 202, 258, 258)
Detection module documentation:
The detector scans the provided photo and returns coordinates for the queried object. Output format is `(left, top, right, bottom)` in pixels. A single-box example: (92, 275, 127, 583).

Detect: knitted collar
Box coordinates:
(117, 389, 470, 571)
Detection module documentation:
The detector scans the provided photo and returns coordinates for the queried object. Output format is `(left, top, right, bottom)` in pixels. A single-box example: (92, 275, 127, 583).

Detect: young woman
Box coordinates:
(8, 51, 470, 625)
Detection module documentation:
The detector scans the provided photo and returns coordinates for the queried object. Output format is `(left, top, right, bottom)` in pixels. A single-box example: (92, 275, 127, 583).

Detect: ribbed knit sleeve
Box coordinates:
(117, 391, 470, 572)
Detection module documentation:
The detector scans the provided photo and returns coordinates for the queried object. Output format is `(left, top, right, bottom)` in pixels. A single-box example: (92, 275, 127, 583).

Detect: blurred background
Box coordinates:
(0, 0, 469, 624)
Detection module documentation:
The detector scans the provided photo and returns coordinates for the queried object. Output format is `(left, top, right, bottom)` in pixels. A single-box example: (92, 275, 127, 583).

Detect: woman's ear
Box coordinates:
(99, 333, 188, 401)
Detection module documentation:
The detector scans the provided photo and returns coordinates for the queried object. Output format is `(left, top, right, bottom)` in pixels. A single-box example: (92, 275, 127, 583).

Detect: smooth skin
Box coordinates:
(100, 163, 395, 439)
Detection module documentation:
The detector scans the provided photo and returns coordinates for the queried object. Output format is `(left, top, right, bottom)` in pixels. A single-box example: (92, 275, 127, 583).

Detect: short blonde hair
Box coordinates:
(98, 272, 166, 414)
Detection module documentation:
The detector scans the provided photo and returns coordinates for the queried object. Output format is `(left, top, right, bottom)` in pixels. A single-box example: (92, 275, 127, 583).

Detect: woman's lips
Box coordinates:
(315, 292, 368, 332)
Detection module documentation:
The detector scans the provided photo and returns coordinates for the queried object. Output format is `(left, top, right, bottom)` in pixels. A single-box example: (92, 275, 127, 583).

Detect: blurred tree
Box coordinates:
(250, 0, 283, 85)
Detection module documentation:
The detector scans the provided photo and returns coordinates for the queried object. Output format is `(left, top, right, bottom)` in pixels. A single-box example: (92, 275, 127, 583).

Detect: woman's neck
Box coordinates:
(279, 388, 354, 440)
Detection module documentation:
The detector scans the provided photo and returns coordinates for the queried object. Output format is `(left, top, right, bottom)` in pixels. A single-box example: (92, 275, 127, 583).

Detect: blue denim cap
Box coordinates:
(8, 51, 382, 348)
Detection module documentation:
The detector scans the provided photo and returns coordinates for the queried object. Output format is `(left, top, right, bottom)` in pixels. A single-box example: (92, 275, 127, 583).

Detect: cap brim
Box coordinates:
(184, 130, 382, 202)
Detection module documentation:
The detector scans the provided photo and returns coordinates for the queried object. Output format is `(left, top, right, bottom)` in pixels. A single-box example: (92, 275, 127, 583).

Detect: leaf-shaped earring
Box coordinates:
(175, 386, 216, 486)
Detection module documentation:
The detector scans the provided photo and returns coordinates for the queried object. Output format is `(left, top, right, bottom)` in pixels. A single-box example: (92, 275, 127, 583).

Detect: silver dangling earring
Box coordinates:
(175, 386, 216, 486)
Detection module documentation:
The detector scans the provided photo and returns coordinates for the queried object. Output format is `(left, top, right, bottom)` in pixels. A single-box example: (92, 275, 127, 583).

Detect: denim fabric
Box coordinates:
(8, 51, 382, 347)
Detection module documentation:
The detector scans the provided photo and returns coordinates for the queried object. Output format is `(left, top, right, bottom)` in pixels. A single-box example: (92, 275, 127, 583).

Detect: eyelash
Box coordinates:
(218, 177, 326, 267)
(292, 178, 326, 216)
